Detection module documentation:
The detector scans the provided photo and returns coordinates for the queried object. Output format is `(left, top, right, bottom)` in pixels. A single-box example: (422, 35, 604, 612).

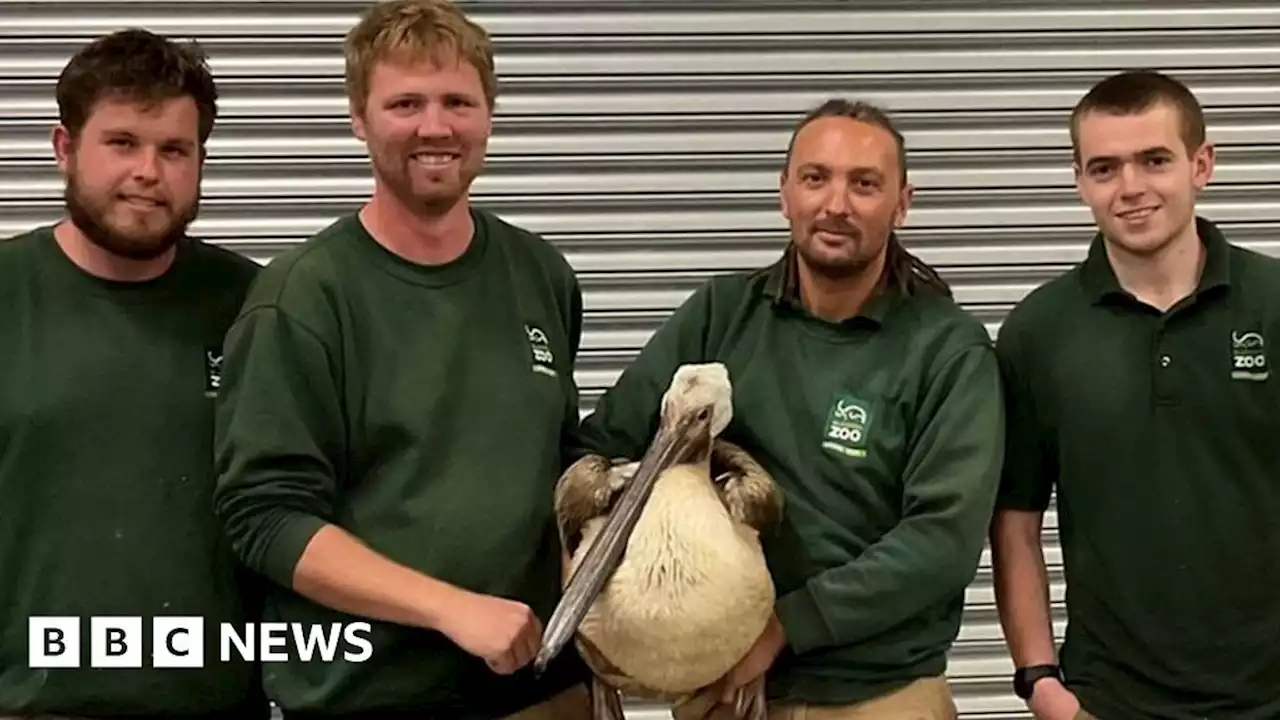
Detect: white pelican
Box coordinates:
(535, 363, 783, 720)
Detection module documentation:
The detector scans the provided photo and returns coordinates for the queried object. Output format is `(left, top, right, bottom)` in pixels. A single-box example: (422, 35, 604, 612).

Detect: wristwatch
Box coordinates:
(1013, 664, 1064, 700)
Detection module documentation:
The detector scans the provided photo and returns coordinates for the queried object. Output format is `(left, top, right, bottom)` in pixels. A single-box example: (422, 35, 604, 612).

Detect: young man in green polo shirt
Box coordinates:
(991, 69, 1280, 720)
(574, 98, 1005, 718)
(0, 30, 268, 718)
(212, 1, 589, 717)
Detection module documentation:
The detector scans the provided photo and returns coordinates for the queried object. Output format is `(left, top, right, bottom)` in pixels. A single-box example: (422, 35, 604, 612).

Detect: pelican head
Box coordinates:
(657, 362, 733, 462)
(534, 362, 735, 673)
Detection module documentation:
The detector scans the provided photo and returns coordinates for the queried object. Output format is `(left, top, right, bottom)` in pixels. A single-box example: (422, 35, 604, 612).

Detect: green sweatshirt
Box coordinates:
(576, 246, 1005, 705)
(212, 209, 588, 717)
(0, 226, 268, 718)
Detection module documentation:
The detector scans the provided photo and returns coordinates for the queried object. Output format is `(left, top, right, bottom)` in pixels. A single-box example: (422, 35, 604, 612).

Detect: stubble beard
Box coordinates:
(375, 150, 481, 218)
(794, 231, 877, 282)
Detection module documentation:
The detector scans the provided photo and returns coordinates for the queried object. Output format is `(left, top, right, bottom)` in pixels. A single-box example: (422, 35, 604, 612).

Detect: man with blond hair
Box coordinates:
(212, 1, 590, 717)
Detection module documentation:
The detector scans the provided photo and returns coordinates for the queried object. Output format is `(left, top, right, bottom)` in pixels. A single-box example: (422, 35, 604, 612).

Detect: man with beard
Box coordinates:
(0, 29, 267, 719)
(991, 70, 1280, 720)
(212, 1, 590, 717)
(573, 98, 1005, 719)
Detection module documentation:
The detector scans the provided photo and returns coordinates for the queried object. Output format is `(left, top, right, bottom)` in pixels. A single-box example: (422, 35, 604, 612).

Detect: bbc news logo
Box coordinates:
(29, 617, 373, 668)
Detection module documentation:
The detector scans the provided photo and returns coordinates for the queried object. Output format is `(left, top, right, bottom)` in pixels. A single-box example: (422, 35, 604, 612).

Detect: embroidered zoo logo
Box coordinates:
(525, 324, 557, 378)
(204, 347, 224, 398)
(1231, 330, 1268, 381)
(822, 395, 871, 459)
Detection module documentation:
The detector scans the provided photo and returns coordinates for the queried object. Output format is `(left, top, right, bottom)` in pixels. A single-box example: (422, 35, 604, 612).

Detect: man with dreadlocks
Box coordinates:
(572, 97, 1005, 718)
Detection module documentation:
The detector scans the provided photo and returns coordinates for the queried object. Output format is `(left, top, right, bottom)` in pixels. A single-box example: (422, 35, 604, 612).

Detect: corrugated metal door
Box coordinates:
(3, 3, 1278, 718)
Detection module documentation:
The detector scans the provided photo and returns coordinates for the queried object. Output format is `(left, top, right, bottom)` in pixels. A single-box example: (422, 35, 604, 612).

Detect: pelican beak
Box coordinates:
(533, 406, 714, 674)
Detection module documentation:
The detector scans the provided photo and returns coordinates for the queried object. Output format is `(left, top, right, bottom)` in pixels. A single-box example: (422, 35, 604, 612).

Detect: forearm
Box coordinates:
(775, 509, 990, 653)
(991, 509, 1058, 666)
(292, 524, 464, 632)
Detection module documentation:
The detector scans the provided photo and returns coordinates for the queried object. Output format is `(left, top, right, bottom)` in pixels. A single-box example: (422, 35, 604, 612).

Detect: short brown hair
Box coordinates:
(344, 0, 498, 114)
(1070, 69, 1206, 163)
(56, 29, 218, 144)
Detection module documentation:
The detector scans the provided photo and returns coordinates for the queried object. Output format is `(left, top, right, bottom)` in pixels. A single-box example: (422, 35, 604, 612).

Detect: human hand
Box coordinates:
(436, 589, 543, 675)
(1028, 678, 1081, 720)
(717, 613, 787, 702)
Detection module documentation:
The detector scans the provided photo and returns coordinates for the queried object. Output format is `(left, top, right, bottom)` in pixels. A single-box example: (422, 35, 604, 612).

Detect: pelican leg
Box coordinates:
(731, 675, 767, 720)
(590, 676, 625, 720)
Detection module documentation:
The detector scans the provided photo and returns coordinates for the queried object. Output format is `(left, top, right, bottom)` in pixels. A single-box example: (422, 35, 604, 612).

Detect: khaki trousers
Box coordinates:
(671, 676, 957, 720)
(502, 682, 594, 720)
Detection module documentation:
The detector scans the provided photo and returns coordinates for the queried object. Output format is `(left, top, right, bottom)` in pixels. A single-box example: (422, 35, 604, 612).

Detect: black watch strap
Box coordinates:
(1013, 664, 1063, 700)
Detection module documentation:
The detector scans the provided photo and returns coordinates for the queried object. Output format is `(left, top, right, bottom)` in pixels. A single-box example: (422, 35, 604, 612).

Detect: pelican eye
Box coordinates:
(696, 407, 712, 420)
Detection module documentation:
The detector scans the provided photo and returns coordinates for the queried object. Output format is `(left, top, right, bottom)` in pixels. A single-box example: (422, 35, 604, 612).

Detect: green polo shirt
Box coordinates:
(577, 243, 1005, 705)
(995, 216, 1280, 720)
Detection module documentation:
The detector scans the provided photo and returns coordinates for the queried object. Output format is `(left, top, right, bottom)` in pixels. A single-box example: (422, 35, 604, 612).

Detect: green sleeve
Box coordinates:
(774, 341, 1006, 654)
(993, 315, 1056, 511)
(576, 282, 716, 462)
(212, 304, 344, 589)
(557, 273, 587, 471)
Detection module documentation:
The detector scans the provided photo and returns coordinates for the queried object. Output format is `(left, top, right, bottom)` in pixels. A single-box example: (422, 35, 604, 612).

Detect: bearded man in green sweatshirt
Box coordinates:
(0, 29, 268, 719)
(575, 99, 1006, 719)
(211, 1, 590, 718)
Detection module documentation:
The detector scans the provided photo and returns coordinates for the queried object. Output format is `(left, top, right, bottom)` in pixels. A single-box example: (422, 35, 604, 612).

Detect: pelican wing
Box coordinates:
(554, 453, 621, 555)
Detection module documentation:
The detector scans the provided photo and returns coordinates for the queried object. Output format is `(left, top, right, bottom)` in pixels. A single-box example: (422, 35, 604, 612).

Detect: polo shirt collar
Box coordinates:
(761, 240, 901, 326)
(1079, 215, 1231, 304)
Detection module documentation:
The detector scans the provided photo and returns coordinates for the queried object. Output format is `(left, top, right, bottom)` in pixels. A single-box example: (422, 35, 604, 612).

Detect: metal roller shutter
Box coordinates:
(3, 3, 1277, 718)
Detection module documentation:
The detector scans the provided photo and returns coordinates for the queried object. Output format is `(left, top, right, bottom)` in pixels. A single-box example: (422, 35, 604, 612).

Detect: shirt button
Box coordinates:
(1160, 355, 1171, 367)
